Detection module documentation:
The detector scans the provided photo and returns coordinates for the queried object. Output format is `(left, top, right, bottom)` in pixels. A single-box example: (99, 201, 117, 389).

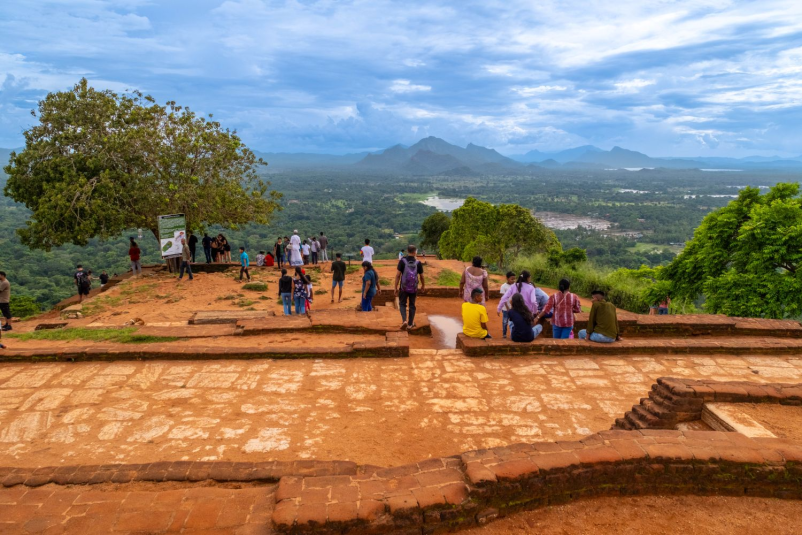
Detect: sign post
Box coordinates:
(157, 214, 186, 271)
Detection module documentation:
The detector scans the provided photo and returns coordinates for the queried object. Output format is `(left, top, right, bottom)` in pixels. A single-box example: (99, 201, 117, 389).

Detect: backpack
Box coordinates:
(76, 272, 90, 291)
(400, 258, 420, 294)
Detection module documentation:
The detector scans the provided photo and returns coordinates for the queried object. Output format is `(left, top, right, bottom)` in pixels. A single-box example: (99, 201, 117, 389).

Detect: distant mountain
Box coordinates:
(356, 136, 523, 175)
(511, 145, 603, 163)
(253, 150, 370, 169)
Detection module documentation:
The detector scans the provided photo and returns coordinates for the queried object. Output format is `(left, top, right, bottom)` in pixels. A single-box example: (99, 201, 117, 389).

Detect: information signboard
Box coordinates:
(157, 214, 186, 259)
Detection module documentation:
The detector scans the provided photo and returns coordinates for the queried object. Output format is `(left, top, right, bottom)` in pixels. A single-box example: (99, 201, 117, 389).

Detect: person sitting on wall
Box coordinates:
(578, 290, 620, 343)
(462, 288, 491, 339)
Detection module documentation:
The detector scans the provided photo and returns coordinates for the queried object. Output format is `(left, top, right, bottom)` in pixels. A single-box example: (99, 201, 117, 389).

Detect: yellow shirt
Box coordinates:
(462, 302, 489, 339)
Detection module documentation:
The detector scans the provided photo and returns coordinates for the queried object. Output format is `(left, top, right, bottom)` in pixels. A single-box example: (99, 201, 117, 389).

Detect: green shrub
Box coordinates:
(7, 327, 177, 344)
(9, 296, 42, 319)
(436, 269, 461, 287)
(242, 282, 268, 291)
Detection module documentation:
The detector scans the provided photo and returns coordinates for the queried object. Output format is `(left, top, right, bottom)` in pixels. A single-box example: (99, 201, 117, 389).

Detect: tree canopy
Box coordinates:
(437, 197, 558, 267)
(4, 78, 281, 249)
(662, 183, 802, 318)
(419, 211, 450, 251)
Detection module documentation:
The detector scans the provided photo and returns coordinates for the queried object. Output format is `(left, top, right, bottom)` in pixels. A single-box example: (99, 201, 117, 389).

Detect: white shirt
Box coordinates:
(500, 283, 513, 311)
(310, 241, 318, 252)
(302, 244, 311, 255)
(361, 246, 375, 263)
(290, 234, 301, 251)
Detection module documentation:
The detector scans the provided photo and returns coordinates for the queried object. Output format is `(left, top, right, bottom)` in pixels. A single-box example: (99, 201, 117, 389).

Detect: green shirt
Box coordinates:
(331, 261, 347, 282)
(587, 300, 619, 339)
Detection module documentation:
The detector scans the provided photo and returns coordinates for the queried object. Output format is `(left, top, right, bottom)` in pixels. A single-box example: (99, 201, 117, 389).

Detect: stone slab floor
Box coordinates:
(2, 350, 802, 468)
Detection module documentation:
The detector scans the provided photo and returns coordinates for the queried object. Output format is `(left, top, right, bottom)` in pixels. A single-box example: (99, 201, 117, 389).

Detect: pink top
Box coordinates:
(463, 268, 488, 303)
(497, 283, 539, 315)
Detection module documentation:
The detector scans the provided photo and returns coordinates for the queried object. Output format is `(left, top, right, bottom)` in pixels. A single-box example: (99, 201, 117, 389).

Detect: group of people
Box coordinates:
(460, 258, 620, 344)
(273, 232, 330, 268)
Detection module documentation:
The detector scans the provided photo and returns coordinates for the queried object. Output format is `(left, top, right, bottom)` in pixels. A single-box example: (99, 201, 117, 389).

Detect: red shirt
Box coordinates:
(129, 247, 141, 261)
(541, 291, 582, 328)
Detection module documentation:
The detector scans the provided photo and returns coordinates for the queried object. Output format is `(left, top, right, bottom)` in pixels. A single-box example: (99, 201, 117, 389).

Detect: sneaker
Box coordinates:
(400, 321, 408, 331)
(1, 324, 10, 331)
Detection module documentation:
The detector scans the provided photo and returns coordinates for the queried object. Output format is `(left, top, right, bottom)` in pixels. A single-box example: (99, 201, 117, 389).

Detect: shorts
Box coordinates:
(78, 287, 90, 296)
(331, 280, 344, 288)
(0, 303, 10, 319)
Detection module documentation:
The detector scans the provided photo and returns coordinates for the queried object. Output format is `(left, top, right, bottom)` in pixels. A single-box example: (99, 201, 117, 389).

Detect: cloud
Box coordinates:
(389, 80, 432, 93)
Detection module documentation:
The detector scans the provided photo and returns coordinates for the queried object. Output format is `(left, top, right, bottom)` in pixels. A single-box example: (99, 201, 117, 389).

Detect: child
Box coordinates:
(302, 240, 311, 265)
(462, 288, 491, 339)
(305, 269, 314, 315)
(499, 271, 515, 339)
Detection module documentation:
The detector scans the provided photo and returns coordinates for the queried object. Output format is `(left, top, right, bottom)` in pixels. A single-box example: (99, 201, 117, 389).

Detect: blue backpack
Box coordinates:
(400, 258, 420, 294)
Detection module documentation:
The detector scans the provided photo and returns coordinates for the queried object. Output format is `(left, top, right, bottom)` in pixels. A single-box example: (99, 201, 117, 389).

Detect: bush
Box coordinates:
(242, 282, 268, 291)
(9, 295, 42, 318)
(436, 269, 461, 287)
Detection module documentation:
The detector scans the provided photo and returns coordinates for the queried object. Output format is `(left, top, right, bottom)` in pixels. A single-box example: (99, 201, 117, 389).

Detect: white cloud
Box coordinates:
(389, 79, 431, 93)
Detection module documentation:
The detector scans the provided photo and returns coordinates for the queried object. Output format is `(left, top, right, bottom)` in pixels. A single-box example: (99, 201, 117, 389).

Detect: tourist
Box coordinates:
(289, 231, 303, 267)
(211, 235, 221, 263)
(497, 270, 539, 317)
(256, 251, 266, 267)
(462, 288, 491, 339)
(319, 232, 329, 262)
(460, 256, 489, 304)
(302, 240, 311, 265)
(394, 244, 425, 330)
(99, 271, 109, 289)
(219, 234, 232, 263)
(398, 250, 405, 260)
(202, 233, 213, 263)
(499, 271, 515, 339)
(74, 265, 90, 303)
(264, 251, 275, 267)
(509, 293, 544, 342)
(188, 231, 198, 263)
(535, 286, 550, 317)
(658, 295, 671, 315)
(0, 271, 11, 332)
(361, 261, 379, 311)
(128, 238, 142, 276)
(330, 253, 346, 303)
(239, 247, 251, 281)
(292, 267, 310, 314)
(578, 290, 620, 343)
(310, 237, 319, 265)
(274, 238, 284, 269)
(177, 239, 194, 281)
(361, 239, 375, 264)
(536, 278, 581, 339)
(278, 268, 293, 315)
(305, 270, 314, 314)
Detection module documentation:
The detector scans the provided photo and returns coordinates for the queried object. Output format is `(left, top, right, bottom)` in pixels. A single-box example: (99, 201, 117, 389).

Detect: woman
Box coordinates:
(460, 256, 489, 304)
(128, 239, 142, 276)
(219, 234, 232, 263)
(292, 267, 310, 315)
(497, 270, 540, 317)
(210, 236, 220, 263)
(508, 293, 544, 342)
(278, 269, 293, 316)
(536, 278, 582, 339)
(360, 261, 379, 312)
(274, 238, 284, 269)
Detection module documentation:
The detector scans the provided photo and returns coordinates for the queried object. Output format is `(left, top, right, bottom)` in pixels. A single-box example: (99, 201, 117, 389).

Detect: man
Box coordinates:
(361, 239, 375, 264)
(239, 246, 251, 281)
(128, 239, 142, 276)
(74, 265, 90, 303)
(318, 232, 329, 262)
(310, 237, 319, 265)
(394, 244, 425, 330)
(462, 288, 491, 339)
(202, 233, 213, 264)
(289, 230, 302, 266)
(0, 272, 11, 332)
(188, 231, 198, 263)
(330, 253, 347, 303)
(177, 239, 194, 281)
(99, 271, 109, 290)
(578, 290, 620, 343)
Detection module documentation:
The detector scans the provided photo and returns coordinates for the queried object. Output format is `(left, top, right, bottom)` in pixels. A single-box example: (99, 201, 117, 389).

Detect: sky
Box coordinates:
(1, 0, 802, 157)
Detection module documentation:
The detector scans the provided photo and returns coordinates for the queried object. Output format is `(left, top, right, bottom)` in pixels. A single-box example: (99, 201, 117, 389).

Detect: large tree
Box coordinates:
(662, 183, 802, 317)
(419, 211, 450, 251)
(4, 78, 281, 249)
(437, 197, 557, 267)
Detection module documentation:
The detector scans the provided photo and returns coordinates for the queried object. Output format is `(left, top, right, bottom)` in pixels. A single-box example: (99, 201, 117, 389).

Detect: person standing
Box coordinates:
(302, 240, 311, 265)
(459, 256, 489, 304)
(0, 272, 11, 332)
(360, 239, 375, 264)
(188, 231, 198, 263)
(536, 278, 582, 339)
(220, 234, 232, 263)
(128, 239, 142, 276)
(499, 271, 515, 339)
(210, 235, 220, 263)
(289, 231, 303, 267)
(239, 247, 251, 281)
(292, 267, 310, 314)
(274, 238, 284, 269)
(318, 232, 329, 262)
(394, 244, 425, 330)
(177, 239, 194, 281)
(462, 288, 491, 339)
(658, 295, 671, 315)
(361, 261, 380, 311)
(74, 265, 90, 303)
(330, 253, 346, 303)
(202, 233, 213, 263)
(578, 290, 620, 343)
(310, 237, 319, 265)
(278, 269, 293, 315)
(99, 271, 109, 290)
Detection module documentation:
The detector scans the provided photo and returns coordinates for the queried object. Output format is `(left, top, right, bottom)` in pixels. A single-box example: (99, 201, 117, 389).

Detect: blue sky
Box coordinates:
(1, 0, 802, 157)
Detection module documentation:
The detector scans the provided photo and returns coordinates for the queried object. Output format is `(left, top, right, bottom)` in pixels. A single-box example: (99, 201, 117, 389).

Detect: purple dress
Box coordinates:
(463, 268, 488, 304)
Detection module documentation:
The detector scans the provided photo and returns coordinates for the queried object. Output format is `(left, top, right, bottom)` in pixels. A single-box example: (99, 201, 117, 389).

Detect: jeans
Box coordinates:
(276, 253, 283, 268)
(552, 325, 573, 339)
(131, 260, 142, 275)
(578, 329, 615, 343)
(281, 293, 293, 315)
(178, 261, 193, 280)
(361, 296, 374, 311)
(658, 307, 669, 315)
(311, 252, 318, 264)
(294, 296, 306, 314)
(240, 267, 250, 280)
(204, 246, 212, 263)
(532, 324, 544, 338)
(399, 291, 417, 325)
(502, 310, 510, 337)
(320, 249, 328, 262)
(190, 247, 196, 263)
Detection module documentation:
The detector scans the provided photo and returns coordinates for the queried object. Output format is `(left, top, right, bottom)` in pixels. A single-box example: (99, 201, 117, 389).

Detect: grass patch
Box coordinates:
(235, 298, 254, 307)
(314, 289, 329, 295)
(346, 265, 361, 275)
(379, 278, 391, 286)
(120, 283, 158, 297)
(81, 296, 123, 317)
(7, 327, 178, 344)
(242, 282, 268, 291)
(436, 269, 461, 287)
